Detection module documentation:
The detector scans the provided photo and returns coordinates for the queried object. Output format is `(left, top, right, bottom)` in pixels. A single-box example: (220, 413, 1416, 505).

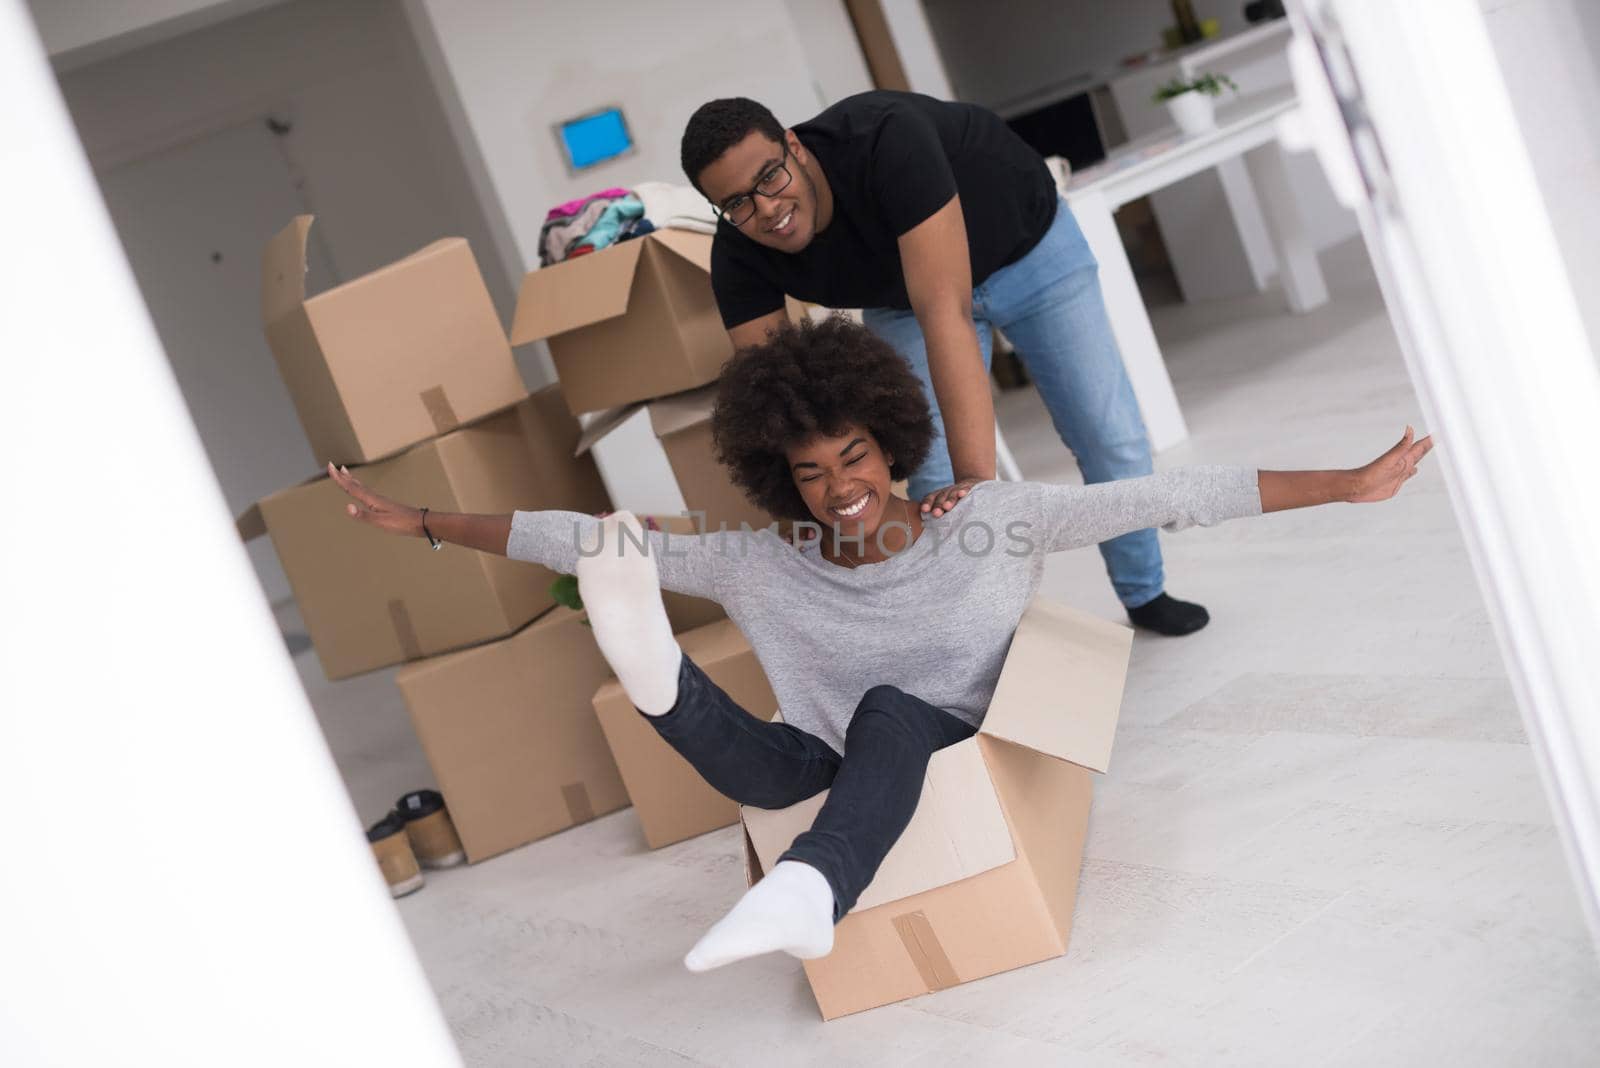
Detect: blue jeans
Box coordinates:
(862, 197, 1163, 608)
(647, 655, 975, 920)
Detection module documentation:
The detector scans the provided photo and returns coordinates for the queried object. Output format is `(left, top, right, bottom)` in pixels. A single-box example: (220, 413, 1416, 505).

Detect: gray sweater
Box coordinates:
(508, 469, 1262, 754)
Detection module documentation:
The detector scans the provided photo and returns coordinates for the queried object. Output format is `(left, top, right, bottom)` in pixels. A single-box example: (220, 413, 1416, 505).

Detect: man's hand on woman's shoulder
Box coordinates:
(919, 477, 984, 518)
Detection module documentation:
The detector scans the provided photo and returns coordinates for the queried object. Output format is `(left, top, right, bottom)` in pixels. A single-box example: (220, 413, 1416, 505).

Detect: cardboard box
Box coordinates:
(262, 215, 527, 464)
(592, 619, 776, 849)
(509, 230, 732, 416)
(640, 515, 728, 633)
(576, 386, 775, 535)
(395, 608, 629, 863)
(241, 387, 610, 679)
(742, 600, 1132, 1020)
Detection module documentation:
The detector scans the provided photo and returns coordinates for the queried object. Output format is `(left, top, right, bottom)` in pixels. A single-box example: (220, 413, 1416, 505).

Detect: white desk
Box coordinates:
(1063, 88, 1327, 451)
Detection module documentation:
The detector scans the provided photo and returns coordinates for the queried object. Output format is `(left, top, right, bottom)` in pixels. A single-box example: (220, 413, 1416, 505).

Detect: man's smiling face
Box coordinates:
(697, 129, 821, 253)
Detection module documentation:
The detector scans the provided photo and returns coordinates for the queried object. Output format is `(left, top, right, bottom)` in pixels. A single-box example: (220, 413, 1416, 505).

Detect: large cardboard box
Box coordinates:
(262, 215, 527, 464)
(395, 608, 629, 863)
(509, 230, 732, 416)
(592, 619, 776, 850)
(241, 387, 610, 679)
(742, 600, 1132, 1020)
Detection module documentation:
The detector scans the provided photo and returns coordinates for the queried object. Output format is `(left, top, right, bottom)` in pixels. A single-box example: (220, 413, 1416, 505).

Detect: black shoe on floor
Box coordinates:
(1127, 593, 1210, 636)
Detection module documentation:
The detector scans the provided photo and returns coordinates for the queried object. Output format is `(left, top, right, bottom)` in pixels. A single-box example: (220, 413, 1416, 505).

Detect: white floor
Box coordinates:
(289, 239, 1600, 1066)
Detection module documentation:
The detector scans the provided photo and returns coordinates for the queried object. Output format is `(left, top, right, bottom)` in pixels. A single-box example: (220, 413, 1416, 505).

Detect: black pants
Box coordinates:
(646, 655, 976, 919)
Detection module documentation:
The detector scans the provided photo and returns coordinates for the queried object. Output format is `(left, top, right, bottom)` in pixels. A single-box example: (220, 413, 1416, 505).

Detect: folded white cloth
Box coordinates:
(635, 180, 719, 234)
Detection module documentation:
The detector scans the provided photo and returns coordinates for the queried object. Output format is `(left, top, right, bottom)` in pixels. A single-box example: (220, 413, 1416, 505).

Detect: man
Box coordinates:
(680, 91, 1208, 635)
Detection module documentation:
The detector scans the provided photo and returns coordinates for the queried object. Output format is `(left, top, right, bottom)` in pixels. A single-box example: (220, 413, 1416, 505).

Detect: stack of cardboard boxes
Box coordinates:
(244, 217, 778, 861)
(242, 216, 637, 862)
(508, 228, 789, 850)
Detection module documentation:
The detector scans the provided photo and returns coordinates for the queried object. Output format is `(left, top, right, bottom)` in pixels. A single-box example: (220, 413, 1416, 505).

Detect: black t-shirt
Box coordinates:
(711, 91, 1057, 328)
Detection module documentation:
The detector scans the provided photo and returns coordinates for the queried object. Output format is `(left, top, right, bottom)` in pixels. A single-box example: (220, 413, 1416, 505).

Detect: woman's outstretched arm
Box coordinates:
(327, 463, 725, 601)
(1259, 427, 1433, 510)
(331, 462, 510, 553)
(1034, 428, 1434, 553)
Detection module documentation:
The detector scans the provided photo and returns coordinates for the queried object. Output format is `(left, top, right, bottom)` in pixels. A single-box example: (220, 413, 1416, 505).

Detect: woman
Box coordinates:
(330, 317, 1432, 973)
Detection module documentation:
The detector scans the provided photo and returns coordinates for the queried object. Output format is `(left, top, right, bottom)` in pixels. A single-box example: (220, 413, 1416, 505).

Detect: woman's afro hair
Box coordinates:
(711, 316, 935, 522)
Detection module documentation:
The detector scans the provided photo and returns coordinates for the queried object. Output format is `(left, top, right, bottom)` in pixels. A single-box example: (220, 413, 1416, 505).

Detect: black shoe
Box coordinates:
(1127, 593, 1209, 636)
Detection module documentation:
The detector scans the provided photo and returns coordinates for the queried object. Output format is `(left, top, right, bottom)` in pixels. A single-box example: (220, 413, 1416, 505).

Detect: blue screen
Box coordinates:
(561, 109, 632, 170)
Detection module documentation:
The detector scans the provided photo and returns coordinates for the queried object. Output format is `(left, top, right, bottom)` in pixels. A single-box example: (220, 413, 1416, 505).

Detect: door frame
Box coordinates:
(1289, 0, 1600, 944)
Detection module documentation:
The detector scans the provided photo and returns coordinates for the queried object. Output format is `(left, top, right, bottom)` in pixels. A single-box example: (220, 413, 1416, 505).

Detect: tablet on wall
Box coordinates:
(556, 107, 634, 172)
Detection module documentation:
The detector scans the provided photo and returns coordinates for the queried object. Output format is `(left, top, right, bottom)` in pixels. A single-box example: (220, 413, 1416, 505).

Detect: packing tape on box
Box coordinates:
(420, 386, 460, 435)
(562, 782, 595, 825)
(892, 910, 960, 992)
(388, 599, 423, 660)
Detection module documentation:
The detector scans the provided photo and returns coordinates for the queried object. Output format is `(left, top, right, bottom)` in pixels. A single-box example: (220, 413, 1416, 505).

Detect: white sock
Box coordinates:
(683, 860, 835, 972)
(576, 512, 682, 715)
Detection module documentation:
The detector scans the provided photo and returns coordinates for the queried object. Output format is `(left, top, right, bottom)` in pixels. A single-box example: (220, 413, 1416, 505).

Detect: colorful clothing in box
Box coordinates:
(538, 190, 644, 266)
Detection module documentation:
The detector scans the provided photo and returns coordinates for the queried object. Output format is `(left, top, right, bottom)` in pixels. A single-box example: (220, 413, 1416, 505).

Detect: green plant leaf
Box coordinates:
(549, 573, 584, 612)
(1152, 71, 1239, 102)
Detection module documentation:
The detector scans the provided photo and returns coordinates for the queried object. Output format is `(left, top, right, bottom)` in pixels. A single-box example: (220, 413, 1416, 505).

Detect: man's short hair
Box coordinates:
(680, 98, 786, 194)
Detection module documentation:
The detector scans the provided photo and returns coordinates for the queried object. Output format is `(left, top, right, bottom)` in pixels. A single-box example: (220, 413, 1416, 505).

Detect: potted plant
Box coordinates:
(1153, 72, 1239, 135)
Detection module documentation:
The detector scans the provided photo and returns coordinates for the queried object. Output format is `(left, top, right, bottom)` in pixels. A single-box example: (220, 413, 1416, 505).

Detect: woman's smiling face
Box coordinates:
(786, 423, 896, 538)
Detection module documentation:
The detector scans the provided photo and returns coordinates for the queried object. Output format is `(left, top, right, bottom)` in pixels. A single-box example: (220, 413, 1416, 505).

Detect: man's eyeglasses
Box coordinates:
(715, 147, 794, 227)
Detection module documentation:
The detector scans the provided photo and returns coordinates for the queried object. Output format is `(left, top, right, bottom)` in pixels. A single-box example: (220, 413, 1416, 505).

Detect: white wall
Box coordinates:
(784, 0, 874, 108)
(405, 0, 827, 275)
(1480, 0, 1600, 351)
(59, 0, 510, 313)
(27, 0, 289, 69)
(923, 0, 1250, 112)
(57, 0, 515, 603)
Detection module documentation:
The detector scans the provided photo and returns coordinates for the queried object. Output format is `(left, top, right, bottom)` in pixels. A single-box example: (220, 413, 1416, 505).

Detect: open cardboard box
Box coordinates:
(262, 215, 527, 464)
(741, 599, 1133, 1020)
(510, 230, 732, 416)
(238, 387, 608, 679)
(593, 617, 777, 850)
(395, 607, 630, 863)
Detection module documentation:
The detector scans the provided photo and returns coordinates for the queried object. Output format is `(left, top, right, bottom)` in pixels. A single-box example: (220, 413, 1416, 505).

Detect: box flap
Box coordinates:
(742, 824, 765, 887)
(237, 468, 328, 541)
(508, 239, 647, 346)
(311, 238, 467, 302)
(573, 402, 645, 457)
(261, 214, 314, 324)
(742, 737, 1015, 912)
(647, 228, 714, 274)
(236, 502, 267, 542)
(645, 384, 718, 440)
(979, 599, 1132, 773)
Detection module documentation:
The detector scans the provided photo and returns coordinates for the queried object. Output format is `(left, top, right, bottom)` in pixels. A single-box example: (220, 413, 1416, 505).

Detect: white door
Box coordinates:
(1285, 0, 1600, 943)
(3, 7, 459, 1055)
(99, 118, 337, 604)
